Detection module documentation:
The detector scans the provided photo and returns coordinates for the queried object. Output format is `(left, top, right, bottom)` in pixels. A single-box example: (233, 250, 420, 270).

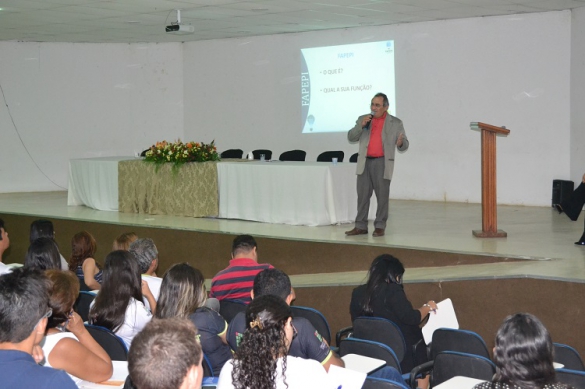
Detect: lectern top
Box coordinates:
(470, 122, 510, 136)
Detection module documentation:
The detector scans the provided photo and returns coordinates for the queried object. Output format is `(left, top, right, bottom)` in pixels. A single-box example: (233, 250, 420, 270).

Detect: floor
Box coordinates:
(1, 191, 584, 286)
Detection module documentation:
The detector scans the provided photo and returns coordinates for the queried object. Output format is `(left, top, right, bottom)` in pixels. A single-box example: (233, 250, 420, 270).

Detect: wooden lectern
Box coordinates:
(470, 122, 510, 238)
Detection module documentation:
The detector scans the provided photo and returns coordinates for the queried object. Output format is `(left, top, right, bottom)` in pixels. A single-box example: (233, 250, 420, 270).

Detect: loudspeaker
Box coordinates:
(552, 179, 574, 207)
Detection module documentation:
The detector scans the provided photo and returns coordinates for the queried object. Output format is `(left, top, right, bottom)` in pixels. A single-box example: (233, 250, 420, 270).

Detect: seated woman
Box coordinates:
(217, 295, 331, 389)
(68, 231, 103, 290)
(112, 232, 137, 251)
(30, 219, 68, 270)
(89, 250, 155, 349)
(43, 269, 112, 384)
(473, 313, 571, 389)
(25, 237, 61, 270)
(349, 254, 437, 387)
(155, 263, 231, 376)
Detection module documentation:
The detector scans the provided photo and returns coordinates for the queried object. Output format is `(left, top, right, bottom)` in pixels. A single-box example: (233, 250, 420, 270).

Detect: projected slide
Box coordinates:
(301, 41, 395, 133)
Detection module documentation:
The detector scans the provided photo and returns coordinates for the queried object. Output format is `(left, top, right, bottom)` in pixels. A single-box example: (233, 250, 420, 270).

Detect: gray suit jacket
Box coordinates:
(347, 112, 409, 180)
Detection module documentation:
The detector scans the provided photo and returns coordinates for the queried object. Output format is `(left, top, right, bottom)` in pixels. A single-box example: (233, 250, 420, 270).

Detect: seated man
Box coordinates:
(129, 238, 162, 301)
(210, 235, 273, 304)
(0, 218, 10, 275)
(0, 267, 77, 389)
(227, 268, 345, 372)
(128, 318, 203, 389)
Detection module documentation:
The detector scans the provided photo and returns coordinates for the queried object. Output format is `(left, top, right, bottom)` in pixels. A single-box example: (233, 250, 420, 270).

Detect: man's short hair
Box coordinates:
(129, 238, 158, 274)
(0, 267, 51, 343)
(253, 269, 291, 300)
(231, 235, 257, 258)
(129, 318, 202, 389)
(373, 92, 389, 107)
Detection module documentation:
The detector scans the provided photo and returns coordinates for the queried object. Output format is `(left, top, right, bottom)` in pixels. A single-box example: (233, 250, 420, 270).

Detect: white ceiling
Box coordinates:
(1, 0, 585, 43)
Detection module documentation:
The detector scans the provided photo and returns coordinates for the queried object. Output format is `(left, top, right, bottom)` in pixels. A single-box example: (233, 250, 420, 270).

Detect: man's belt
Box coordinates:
(366, 156, 384, 159)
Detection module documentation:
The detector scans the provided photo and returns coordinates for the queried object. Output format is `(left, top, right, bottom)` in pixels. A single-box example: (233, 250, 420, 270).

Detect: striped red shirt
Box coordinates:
(210, 258, 274, 304)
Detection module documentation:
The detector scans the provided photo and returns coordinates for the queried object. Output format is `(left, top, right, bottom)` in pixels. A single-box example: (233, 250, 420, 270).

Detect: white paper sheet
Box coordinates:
(422, 298, 459, 345)
(327, 364, 367, 389)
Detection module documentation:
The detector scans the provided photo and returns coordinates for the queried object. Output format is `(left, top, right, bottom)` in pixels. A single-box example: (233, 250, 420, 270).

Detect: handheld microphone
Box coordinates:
(363, 111, 375, 130)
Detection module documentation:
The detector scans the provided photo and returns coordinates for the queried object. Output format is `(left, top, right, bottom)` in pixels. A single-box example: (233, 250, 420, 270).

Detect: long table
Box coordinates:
(68, 158, 376, 226)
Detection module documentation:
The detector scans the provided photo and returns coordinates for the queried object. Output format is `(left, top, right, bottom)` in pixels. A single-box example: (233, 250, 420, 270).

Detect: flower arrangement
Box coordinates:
(143, 140, 220, 170)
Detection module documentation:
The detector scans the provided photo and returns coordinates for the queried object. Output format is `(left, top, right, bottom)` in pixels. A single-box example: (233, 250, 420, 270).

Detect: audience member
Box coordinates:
(210, 235, 273, 304)
(156, 263, 231, 376)
(129, 238, 161, 304)
(24, 237, 61, 270)
(0, 218, 10, 275)
(554, 172, 585, 245)
(90, 250, 154, 348)
(349, 254, 437, 388)
(112, 232, 138, 251)
(30, 219, 68, 269)
(0, 268, 77, 389)
(68, 231, 103, 290)
(228, 268, 344, 372)
(43, 270, 112, 383)
(129, 318, 203, 389)
(217, 295, 331, 389)
(473, 313, 572, 389)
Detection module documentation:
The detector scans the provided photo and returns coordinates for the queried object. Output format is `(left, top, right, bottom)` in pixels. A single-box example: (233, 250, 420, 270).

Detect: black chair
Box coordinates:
(554, 343, 585, 371)
(220, 149, 244, 159)
(317, 150, 344, 162)
(350, 152, 358, 163)
(279, 149, 306, 162)
(202, 354, 214, 377)
(430, 351, 495, 387)
(219, 299, 247, 324)
(556, 368, 585, 387)
(339, 338, 403, 374)
(73, 291, 97, 322)
(351, 317, 407, 364)
(252, 149, 272, 160)
(362, 377, 410, 389)
(85, 324, 128, 361)
(290, 305, 332, 345)
(430, 328, 490, 360)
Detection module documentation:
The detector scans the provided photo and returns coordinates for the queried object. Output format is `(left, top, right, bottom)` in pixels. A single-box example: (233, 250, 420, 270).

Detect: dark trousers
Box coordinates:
(560, 182, 585, 241)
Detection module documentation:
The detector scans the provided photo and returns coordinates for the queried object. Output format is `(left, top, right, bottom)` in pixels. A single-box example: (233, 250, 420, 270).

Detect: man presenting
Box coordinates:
(346, 93, 409, 237)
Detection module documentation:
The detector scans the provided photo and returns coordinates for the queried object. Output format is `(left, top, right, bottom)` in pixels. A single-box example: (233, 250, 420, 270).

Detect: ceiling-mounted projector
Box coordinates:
(165, 9, 194, 35)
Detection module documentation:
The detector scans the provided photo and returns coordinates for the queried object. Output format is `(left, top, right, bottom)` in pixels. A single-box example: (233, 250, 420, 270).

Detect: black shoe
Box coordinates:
(575, 241, 585, 245)
(554, 204, 563, 214)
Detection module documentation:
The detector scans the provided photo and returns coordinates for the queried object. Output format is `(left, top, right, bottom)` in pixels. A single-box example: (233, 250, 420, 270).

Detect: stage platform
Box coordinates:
(1, 191, 585, 355)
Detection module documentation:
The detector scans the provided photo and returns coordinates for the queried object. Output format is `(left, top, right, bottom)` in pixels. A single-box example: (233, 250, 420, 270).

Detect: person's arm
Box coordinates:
(322, 349, 345, 371)
(82, 258, 101, 290)
(48, 312, 113, 382)
(388, 285, 423, 326)
(417, 300, 438, 322)
(141, 280, 156, 315)
(348, 116, 368, 142)
(395, 121, 408, 151)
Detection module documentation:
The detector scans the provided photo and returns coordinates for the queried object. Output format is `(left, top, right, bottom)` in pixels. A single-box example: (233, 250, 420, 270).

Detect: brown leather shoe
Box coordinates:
(345, 227, 368, 236)
(372, 228, 385, 237)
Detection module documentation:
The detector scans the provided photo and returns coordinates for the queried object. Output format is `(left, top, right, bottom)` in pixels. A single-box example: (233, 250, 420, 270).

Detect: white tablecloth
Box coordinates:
(217, 161, 376, 226)
(67, 156, 135, 211)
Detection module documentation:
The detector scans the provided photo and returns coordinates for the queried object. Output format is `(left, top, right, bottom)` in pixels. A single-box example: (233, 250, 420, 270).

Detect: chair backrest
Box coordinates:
(362, 377, 410, 389)
(202, 354, 214, 377)
(317, 150, 344, 162)
(554, 343, 585, 371)
(556, 368, 585, 387)
(74, 291, 97, 322)
(339, 338, 402, 372)
(349, 152, 358, 163)
(353, 317, 406, 363)
(279, 149, 306, 161)
(431, 328, 490, 360)
(220, 149, 244, 159)
(431, 351, 496, 387)
(290, 305, 331, 345)
(252, 149, 272, 160)
(85, 324, 128, 361)
(219, 299, 247, 324)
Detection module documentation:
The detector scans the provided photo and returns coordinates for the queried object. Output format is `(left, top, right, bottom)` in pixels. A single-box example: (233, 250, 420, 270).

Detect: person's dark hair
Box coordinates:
(0, 218, 5, 240)
(373, 92, 389, 107)
(232, 235, 257, 258)
(30, 219, 55, 243)
(361, 254, 405, 315)
(69, 231, 97, 270)
(90, 250, 143, 332)
(232, 295, 291, 389)
(25, 238, 61, 271)
(129, 238, 158, 274)
(129, 318, 202, 389)
(253, 269, 292, 300)
(155, 263, 206, 320)
(492, 313, 557, 389)
(45, 270, 79, 330)
(113, 232, 138, 251)
(0, 267, 51, 343)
